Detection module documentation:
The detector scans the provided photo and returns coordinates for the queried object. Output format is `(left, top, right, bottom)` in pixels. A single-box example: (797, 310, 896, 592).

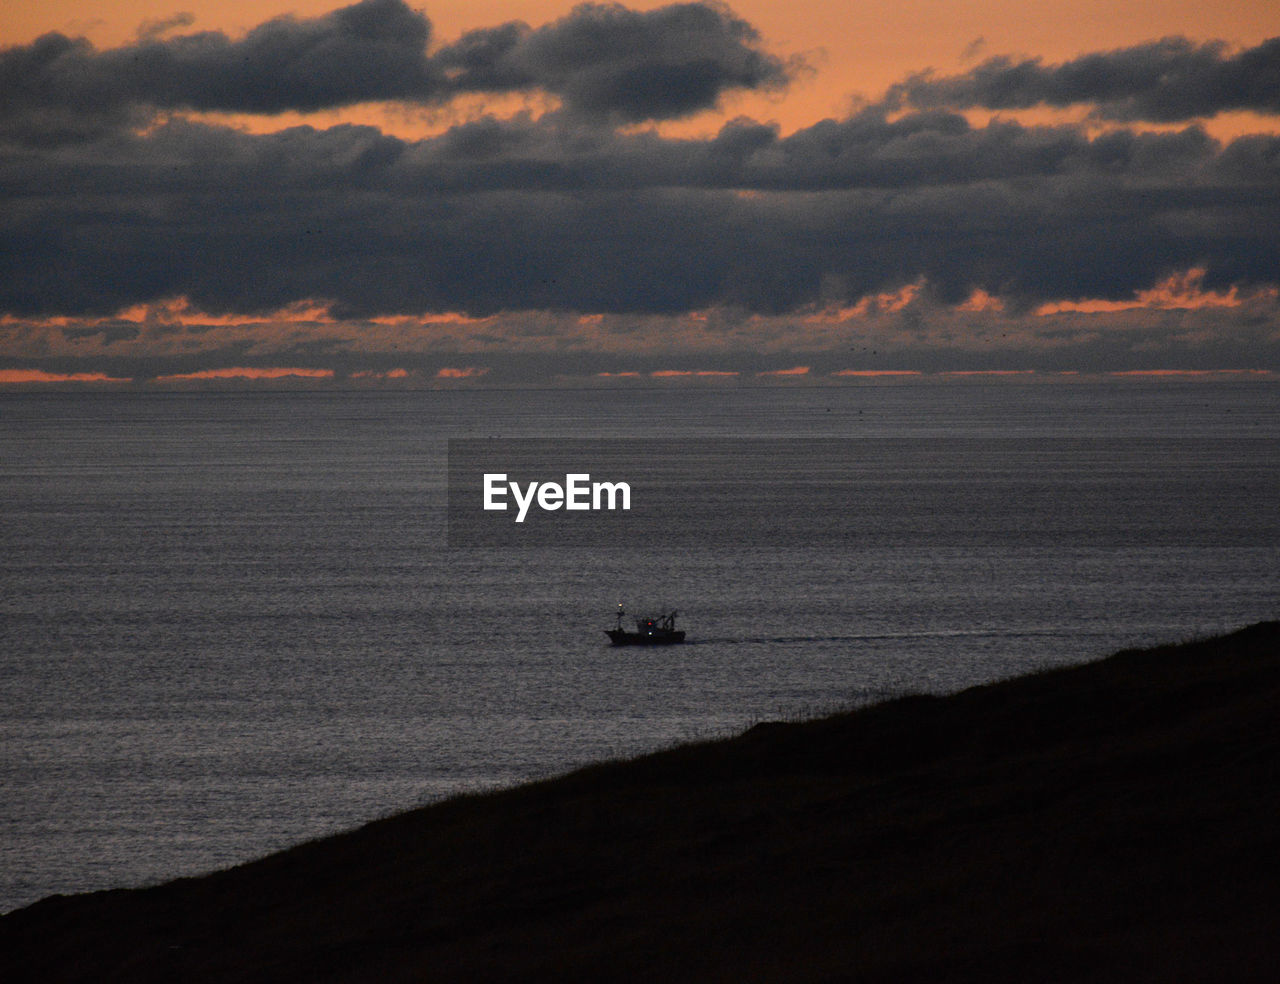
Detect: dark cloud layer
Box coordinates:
(0, 0, 792, 142)
(892, 36, 1280, 122)
(4, 107, 1277, 318)
(1, 3, 1278, 330)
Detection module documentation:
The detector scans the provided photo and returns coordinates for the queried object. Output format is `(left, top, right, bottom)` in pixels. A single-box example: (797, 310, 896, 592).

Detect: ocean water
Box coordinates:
(1, 382, 1277, 912)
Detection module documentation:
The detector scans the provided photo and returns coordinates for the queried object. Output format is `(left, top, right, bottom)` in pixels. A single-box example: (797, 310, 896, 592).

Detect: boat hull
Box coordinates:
(606, 629, 686, 646)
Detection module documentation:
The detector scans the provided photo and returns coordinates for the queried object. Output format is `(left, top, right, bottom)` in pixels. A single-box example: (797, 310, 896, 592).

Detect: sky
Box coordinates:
(1, 0, 1278, 387)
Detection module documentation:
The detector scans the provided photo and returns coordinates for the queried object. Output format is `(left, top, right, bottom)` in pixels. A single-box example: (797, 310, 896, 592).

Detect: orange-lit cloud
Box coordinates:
(103, 297, 339, 327)
(757, 366, 810, 377)
(831, 370, 923, 377)
(154, 367, 335, 382)
(1035, 269, 1276, 315)
(348, 368, 415, 382)
(435, 366, 489, 378)
(957, 289, 1005, 313)
(3, 279, 1277, 384)
(650, 369, 741, 379)
(368, 311, 487, 328)
(816, 283, 923, 322)
(0, 369, 130, 384)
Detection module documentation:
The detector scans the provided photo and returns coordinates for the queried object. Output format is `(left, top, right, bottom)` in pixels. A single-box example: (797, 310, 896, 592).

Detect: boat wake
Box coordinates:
(687, 635, 876, 646)
(687, 628, 1085, 646)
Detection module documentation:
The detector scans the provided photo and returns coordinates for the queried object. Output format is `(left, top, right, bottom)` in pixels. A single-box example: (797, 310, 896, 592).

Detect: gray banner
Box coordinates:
(447, 438, 862, 549)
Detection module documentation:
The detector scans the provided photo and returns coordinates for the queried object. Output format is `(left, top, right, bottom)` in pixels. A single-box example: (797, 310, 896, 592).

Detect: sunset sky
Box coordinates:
(2, 0, 1278, 386)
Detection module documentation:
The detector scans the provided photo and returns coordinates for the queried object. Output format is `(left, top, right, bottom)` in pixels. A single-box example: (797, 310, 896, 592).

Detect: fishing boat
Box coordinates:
(606, 606, 685, 646)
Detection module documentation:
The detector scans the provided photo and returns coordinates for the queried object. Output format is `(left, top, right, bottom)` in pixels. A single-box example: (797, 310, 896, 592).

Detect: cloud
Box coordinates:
(154, 366, 335, 381)
(649, 368, 739, 377)
(891, 36, 1280, 122)
(135, 13, 197, 42)
(0, 368, 130, 384)
(4, 278, 1279, 383)
(961, 37, 986, 62)
(434, 1, 795, 121)
(0, 0, 794, 143)
(0, 0, 441, 142)
(832, 369, 921, 377)
(1, 3, 1279, 375)
(4, 104, 1276, 319)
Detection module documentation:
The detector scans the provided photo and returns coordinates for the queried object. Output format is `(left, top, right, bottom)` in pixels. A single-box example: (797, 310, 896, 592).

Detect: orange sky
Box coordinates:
(5, 0, 1277, 136)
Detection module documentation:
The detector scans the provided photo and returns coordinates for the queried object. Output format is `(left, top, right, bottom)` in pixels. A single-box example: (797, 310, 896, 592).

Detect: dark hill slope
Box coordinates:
(4, 622, 1279, 982)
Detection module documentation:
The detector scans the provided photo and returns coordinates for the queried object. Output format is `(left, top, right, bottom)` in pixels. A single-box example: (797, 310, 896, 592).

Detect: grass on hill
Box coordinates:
(3, 622, 1279, 982)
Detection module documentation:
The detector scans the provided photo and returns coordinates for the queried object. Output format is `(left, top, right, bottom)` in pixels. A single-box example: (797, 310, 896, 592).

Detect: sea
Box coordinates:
(2, 381, 1277, 912)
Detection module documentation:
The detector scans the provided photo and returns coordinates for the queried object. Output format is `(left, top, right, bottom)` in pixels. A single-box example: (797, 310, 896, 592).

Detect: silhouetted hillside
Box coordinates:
(4, 622, 1279, 982)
